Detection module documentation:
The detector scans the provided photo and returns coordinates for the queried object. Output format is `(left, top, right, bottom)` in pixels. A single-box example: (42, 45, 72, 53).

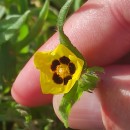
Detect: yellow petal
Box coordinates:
(40, 72, 75, 94)
(69, 55, 84, 80)
(52, 44, 75, 58)
(34, 51, 53, 71)
(40, 72, 65, 94)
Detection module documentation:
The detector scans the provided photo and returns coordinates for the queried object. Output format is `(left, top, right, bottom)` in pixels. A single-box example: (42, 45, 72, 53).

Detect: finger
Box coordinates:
(64, 0, 130, 66)
(11, 59, 53, 107)
(98, 65, 130, 130)
(53, 65, 130, 129)
(53, 93, 104, 130)
(11, 0, 130, 106)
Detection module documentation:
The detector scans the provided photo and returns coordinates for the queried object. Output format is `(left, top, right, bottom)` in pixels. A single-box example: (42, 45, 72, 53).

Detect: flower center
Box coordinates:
(56, 64, 70, 78)
(51, 56, 76, 85)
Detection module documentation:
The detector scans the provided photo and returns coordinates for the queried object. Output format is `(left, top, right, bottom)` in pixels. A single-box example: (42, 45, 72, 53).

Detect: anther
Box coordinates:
(69, 62, 76, 75)
(53, 73, 63, 84)
(51, 60, 60, 71)
(64, 76, 72, 85)
(59, 56, 70, 64)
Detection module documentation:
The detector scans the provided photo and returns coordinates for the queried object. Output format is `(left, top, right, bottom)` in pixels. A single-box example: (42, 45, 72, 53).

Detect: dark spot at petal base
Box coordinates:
(59, 56, 70, 64)
(51, 60, 60, 71)
(69, 63, 76, 75)
(53, 73, 63, 84)
(64, 75, 72, 85)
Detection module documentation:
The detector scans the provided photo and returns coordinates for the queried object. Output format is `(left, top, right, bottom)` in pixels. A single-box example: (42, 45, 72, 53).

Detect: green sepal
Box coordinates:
(59, 81, 84, 128)
(79, 73, 99, 92)
(79, 67, 104, 92)
(87, 66, 104, 73)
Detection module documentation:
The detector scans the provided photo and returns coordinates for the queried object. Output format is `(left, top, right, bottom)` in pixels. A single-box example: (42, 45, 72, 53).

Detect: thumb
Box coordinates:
(53, 93, 104, 130)
(53, 65, 130, 130)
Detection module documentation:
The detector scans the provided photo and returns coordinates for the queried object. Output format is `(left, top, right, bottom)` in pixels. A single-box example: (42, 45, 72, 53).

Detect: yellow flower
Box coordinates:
(34, 44, 84, 94)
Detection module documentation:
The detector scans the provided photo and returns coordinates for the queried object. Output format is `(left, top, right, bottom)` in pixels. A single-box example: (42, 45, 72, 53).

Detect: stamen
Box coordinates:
(51, 60, 60, 71)
(53, 73, 63, 84)
(51, 56, 76, 85)
(56, 64, 70, 78)
(69, 63, 76, 75)
(64, 76, 72, 85)
(59, 56, 70, 64)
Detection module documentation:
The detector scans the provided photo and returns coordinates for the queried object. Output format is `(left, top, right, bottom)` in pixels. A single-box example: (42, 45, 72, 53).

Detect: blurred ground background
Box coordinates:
(0, 0, 85, 129)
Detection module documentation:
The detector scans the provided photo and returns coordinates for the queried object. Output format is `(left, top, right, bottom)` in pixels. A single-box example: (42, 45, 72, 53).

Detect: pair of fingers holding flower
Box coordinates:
(12, 0, 130, 129)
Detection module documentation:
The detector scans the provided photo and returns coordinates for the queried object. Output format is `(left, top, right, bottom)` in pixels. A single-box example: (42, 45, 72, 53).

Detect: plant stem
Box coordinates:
(57, 0, 87, 69)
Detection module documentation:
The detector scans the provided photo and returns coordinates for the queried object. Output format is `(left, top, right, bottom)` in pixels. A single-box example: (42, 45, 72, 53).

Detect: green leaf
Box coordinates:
(50, 0, 66, 8)
(73, 0, 83, 11)
(0, 43, 16, 86)
(16, 0, 50, 50)
(17, 24, 29, 42)
(0, 16, 19, 33)
(58, 0, 87, 69)
(59, 81, 84, 128)
(17, 0, 28, 13)
(39, 0, 49, 20)
(47, 8, 58, 26)
(0, 10, 30, 45)
(0, 5, 6, 19)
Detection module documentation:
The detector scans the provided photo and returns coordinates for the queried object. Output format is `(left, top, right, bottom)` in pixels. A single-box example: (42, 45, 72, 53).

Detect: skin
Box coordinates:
(11, 0, 130, 129)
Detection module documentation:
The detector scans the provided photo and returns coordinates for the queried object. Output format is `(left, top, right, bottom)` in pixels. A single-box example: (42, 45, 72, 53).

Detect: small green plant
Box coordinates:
(0, 0, 84, 130)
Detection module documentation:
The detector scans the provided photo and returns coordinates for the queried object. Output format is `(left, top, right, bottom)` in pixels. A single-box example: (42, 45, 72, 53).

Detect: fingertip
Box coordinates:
(11, 60, 53, 107)
(11, 84, 53, 107)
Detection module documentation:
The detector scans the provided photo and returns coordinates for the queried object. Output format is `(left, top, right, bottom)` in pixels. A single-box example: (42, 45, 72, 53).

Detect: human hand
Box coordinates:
(11, 0, 130, 129)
